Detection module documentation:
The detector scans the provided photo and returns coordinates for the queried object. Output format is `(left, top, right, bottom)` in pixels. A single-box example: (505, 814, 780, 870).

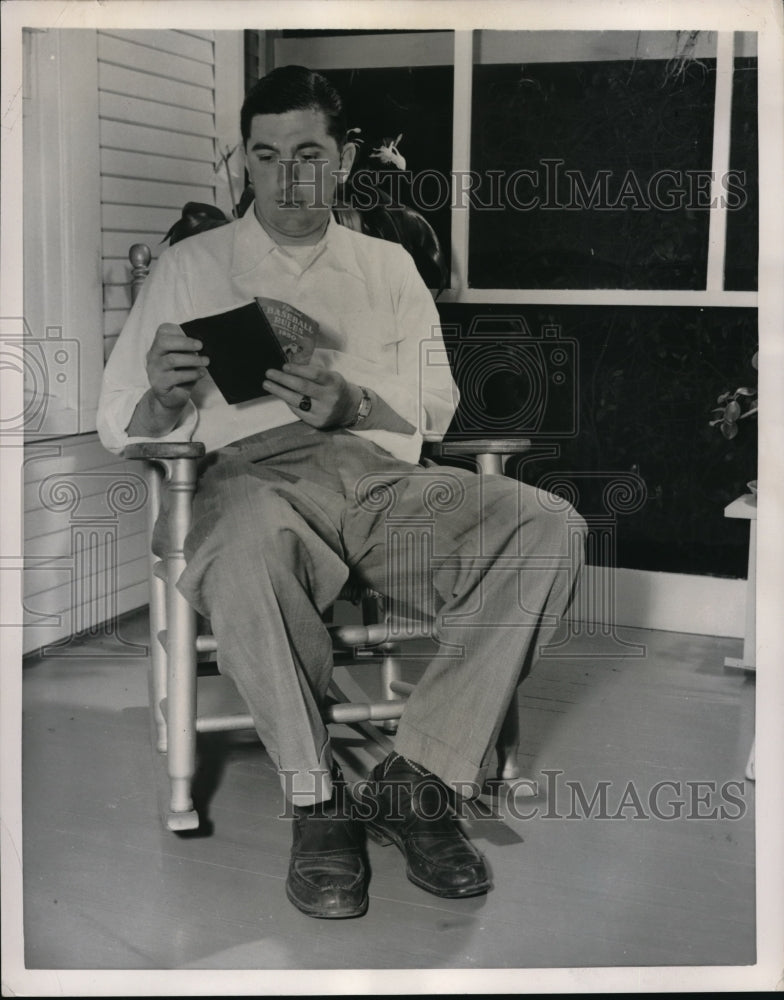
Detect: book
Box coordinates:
(256, 297, 317, 365)
(181, 299, 319, 405)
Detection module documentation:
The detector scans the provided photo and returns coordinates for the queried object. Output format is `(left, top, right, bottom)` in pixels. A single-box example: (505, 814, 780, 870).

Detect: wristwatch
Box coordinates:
(346, 385, 372, 428)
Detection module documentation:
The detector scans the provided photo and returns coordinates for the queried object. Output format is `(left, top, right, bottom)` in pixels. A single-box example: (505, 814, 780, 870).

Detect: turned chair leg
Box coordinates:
(146, 467, 168, 753)
(148, 577, 169, 754)
(496, 700, 521, 781)
(379, 648, 405, 733)
(362, 592, 406, 734)
(164, 587, 200, 830)
(159, 457, 201, 832)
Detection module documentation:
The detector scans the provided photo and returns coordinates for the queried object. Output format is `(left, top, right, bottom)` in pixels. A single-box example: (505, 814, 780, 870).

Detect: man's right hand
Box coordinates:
(146, 322, 210, 412)
(125, 323, 210, 438)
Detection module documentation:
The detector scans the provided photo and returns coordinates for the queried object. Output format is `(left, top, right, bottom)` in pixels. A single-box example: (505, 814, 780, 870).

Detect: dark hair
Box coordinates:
(240, 65, 346, 147)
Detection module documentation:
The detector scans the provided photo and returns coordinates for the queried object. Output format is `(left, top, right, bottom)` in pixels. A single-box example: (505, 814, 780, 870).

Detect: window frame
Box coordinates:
(445, 29, 757, 308)
(274, 28, 758, 309)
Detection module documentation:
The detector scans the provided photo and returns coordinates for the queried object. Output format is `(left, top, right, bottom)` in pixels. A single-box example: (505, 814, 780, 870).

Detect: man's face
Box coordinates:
(245, 107, 353, 244)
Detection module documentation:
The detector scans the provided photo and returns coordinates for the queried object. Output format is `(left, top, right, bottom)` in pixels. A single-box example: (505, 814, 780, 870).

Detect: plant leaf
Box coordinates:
(721, 420, 739, 439)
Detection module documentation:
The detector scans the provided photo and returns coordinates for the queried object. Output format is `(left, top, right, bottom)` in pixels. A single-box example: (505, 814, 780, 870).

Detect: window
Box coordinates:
(273, 29, 759, 577)
(469, 45, 717, 290)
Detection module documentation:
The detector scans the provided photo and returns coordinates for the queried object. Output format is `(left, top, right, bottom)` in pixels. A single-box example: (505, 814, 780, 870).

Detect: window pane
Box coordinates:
(436, 301, 757, 577)
(469, 50, 717, 289)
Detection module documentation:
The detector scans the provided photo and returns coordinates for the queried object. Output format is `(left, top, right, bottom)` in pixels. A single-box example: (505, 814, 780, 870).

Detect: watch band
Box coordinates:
(346, 385, 372, 428)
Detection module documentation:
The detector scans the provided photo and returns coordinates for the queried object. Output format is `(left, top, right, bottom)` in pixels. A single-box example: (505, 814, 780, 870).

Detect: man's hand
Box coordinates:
(125, 323, 211, 438)
(263, 363, 361, 429)
(146, 322, 210, 413)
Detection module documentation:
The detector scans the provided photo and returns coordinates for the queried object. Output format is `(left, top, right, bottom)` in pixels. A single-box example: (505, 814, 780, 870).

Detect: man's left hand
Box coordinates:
(263, 363, 361, 429)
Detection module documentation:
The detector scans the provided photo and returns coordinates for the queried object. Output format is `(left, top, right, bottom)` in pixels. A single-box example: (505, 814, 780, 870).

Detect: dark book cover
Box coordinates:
(181, 299, 319, 405)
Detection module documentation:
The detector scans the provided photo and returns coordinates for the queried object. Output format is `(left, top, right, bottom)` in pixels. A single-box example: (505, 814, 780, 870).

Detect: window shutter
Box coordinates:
(99, 30, 228, 360)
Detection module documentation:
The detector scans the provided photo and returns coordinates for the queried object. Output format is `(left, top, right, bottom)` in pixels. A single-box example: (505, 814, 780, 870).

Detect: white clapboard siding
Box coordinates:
(100, 64, 214, 113)
(100, 119, 215, 161)
(98, 32, 214, 87)
(99, 93, 215, 140)
(101, 149, 216, 187)
(99, 28, 223, 363)
(103, 283, 138, 313)
(102, 177, 212, 211)
(103, 203, 189, 236)
(22, 433, 153, 655)
(99, 28, 215, 64)
(101, 230, 165, 261)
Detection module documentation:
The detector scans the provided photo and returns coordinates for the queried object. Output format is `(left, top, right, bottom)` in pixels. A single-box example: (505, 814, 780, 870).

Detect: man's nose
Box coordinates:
(281, 160, 315, 199)
(278, 158, 298, 191)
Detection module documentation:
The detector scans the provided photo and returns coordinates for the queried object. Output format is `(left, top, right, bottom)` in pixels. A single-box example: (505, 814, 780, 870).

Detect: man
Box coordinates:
(98, 65, 585, 919)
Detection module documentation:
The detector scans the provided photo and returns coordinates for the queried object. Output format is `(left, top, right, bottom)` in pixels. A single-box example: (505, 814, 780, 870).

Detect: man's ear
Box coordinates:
(337, 141, 357, 181)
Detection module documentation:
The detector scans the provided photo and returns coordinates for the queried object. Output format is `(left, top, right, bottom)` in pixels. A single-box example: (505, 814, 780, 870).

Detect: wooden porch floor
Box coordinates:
(20, 607, 756, 973)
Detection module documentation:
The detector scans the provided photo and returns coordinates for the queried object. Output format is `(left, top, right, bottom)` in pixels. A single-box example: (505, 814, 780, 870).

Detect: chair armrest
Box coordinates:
(424, 437, 532, 457)
(123, 442, 206, 461)
(423, 437, 533, 476)
(123, 442, 203, 561)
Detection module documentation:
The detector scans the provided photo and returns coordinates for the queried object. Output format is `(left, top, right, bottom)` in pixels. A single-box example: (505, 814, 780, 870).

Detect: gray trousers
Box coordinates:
(172, 422, 586, 804)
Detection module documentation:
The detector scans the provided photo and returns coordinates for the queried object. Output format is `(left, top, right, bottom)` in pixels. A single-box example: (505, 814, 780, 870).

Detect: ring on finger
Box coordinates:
(298, 394, 312, 412)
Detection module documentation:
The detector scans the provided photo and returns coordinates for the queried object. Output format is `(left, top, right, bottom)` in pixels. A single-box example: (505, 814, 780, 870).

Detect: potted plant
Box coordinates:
(709, 350, 758, 492)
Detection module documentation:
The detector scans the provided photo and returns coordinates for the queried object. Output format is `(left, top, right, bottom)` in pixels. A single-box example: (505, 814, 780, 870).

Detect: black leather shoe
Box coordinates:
(356, 753, 491, 899)
(286, 776, 368, 919)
